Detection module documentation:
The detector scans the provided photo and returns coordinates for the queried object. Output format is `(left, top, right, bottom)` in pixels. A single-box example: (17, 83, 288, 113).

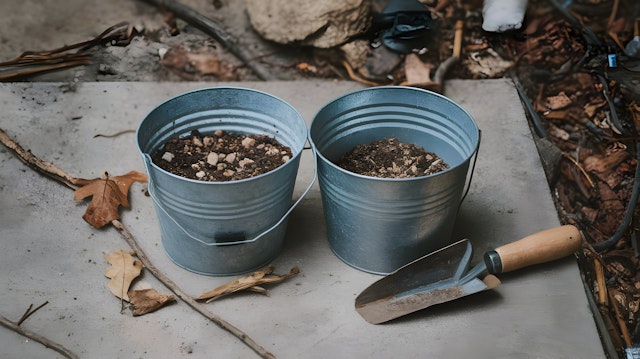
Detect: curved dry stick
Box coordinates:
(0, 314, 79, 359)
(0, 128, 81, 190)
(112, 220, 275, 359)
(0, 128, 275, 359)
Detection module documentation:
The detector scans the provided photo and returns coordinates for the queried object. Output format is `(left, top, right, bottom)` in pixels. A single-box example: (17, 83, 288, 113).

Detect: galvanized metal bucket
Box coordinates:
(309, 86, 480, 275)
(136, 87, 310, 276)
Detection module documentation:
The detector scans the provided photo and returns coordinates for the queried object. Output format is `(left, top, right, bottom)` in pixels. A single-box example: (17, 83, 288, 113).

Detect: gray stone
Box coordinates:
(246, 0, 371, 48)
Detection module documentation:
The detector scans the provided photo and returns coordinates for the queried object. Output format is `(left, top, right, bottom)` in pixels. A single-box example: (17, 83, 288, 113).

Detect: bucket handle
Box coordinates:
(142, 147, 317, 247)
(458, 129, 481, 209)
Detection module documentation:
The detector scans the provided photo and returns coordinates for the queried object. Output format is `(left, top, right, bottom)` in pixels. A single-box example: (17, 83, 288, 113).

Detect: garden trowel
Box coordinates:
(355, 225, 582, 324)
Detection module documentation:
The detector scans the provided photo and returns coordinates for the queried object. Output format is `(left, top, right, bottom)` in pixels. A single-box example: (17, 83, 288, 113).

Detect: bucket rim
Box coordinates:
(136, 85, 308, 185)
(308, 85, 480, 182)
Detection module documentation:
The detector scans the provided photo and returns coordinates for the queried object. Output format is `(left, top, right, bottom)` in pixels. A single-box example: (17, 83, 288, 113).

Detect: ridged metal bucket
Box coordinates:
(136, 87, 309, 276)
(309, 86, 480, 275)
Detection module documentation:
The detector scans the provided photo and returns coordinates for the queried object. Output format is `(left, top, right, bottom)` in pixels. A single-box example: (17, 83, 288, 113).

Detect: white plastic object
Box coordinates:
(482, 0, 529, 33)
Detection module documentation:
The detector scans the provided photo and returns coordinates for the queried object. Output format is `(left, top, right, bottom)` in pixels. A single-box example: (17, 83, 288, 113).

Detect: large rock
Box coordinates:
(246, 0, 371, 48)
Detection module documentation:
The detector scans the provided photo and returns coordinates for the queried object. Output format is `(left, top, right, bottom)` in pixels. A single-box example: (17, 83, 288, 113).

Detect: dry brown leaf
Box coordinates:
(464, 48, 513, 78)
(583, 150, 629, 174)
(544, 92, 572, 110)
(104, 249, 143, 302)
(161, 45, 237, 80)
(584, 100, 606, 118)
(128, 288, 175, 316)
(196, 266, 300, 302)
(74, 170, 147, 228)
(404, 54, 434, 87)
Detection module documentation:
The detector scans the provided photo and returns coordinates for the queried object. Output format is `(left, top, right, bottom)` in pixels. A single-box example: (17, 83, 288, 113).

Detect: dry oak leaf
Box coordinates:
(128, 288, 175, 316)
(196, 266, 300, 303)
(104, 249, 143, 302)
(74, 170, 147, 228)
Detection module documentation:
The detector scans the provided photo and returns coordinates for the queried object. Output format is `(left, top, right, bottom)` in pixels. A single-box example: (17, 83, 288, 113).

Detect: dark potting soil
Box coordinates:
(152, 129, 293, 181)
(337, 137, 450, 178)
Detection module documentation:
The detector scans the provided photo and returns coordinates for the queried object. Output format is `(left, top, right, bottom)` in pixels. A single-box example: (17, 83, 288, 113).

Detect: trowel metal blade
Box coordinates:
(355, 239, 491, 324)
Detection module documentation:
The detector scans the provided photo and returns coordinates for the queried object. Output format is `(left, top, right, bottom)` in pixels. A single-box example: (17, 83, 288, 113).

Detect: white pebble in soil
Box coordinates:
(161, 152, 175, 162)
(207, 152, 219, 166)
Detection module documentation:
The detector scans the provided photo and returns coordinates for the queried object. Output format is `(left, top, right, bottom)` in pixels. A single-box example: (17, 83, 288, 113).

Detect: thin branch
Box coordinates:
(0, 312, 79, 359)
(340, 60, 384, 87)
(0, 128, 275, 358)
(0, 128, 81, 190)
(0, 23, 136, 81)
(17, 301, 49, 326)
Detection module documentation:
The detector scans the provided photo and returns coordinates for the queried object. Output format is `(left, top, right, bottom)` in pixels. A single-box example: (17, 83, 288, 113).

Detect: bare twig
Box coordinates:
(593, 259, 608, 305)
(0, 23, 137, 81)
(16, 301, 49, 326)
(561, 153, 596, 190)
(138, 0, 275, 81)
(93, 129, 136, 138)
(609, 289, 633, 347)
(0, 128, 81, 190)
(196, 266, 300, 303)
(340, 60, 384, 87)
(0, 129, 276, 359)
(0, 304, 79, 359)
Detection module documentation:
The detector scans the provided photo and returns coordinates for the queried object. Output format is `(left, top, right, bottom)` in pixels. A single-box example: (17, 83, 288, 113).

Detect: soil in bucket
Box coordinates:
(151, 129, 293, 181)
(336, 137, 450, 178)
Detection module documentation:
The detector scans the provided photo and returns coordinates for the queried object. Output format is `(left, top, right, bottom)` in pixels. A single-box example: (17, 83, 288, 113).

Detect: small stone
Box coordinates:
(192, 137, 203, 147)
(161, 152, 175, 162)
(242, 137, 256, 148)
(217, 163, 227, 170)
(191, 163, 200, 170)
(225, 152, 237, 163)
(282, 155, 290, 162)
(223, 169, 235, 177)
(207, 152, 219, 166)
(195, 171, 206, 178)
(238, 158, 255, 168)
(214, 130, 224, 136)
(266, 147, 280, 156)
(203, 136, 214, 146)
(158, 47, 168, 59)
(257, 143, 265, 150)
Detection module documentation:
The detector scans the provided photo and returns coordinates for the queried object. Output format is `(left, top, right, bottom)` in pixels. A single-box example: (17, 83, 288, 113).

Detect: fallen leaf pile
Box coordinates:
(74, 170, 147, 228)
(104, 249, 175, 316)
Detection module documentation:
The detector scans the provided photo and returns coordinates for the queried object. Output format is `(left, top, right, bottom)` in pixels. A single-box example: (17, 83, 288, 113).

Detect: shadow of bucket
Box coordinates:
(309, 86, 480, 275)
(136, 87, 311, 276)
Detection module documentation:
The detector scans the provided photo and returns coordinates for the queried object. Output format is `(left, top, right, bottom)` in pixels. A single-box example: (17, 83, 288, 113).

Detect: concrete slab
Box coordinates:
(0, 80, 604, 358)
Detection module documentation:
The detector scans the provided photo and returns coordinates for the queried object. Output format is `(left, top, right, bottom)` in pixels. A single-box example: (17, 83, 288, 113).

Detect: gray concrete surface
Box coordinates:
(0, 79, 605, 358)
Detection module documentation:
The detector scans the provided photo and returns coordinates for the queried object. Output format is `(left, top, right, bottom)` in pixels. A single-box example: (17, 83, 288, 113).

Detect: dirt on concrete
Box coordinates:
(0, 0, 310, 82)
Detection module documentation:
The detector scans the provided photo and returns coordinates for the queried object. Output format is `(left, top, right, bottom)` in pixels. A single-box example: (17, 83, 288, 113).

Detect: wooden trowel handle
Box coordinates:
(488, 225, 582, 274)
